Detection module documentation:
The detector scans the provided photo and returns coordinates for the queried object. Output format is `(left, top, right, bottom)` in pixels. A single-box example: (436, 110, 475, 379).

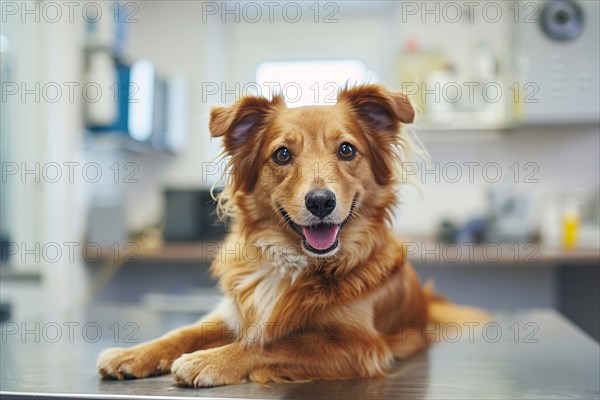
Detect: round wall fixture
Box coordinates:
(540, 0, 585, 41)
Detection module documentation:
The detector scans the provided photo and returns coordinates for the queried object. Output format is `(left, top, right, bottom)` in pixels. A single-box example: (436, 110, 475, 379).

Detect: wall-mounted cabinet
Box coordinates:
(395, 0, 599, 131)
(83, 47, 188, 156)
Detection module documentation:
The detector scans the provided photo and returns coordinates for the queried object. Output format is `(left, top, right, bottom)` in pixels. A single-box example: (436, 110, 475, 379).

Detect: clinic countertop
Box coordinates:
(126, 241, 600, 265)
(0, 307, 598, 400)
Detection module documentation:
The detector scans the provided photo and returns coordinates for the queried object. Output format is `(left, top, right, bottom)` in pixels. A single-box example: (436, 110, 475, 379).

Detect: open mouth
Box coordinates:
(279, 199, 356, 256)
(279, 210, 341, 255)
(301, 223, 341, 254)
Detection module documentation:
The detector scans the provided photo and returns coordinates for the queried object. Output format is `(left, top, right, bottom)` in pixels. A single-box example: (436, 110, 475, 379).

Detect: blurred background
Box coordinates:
(1, 0, 598, 341)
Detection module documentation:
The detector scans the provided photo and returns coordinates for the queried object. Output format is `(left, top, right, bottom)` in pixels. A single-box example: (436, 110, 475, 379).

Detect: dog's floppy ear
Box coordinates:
(339, 84, 414, 186)
(210, 95, 284, 149)
(338, 84, 414, 129)
(209, 95, 284, 192)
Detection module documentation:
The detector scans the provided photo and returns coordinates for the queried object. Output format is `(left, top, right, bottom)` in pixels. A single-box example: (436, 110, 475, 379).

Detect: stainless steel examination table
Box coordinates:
(1, 307, 598, 399)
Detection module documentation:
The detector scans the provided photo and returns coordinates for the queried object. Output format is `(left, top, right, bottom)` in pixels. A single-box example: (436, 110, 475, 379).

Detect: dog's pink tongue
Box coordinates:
(302, 225, 340, 250)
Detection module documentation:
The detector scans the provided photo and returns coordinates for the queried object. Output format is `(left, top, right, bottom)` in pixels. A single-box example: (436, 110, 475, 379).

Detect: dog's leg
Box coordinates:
(97, 300, 238, 380)
(171, 328, 395, 387)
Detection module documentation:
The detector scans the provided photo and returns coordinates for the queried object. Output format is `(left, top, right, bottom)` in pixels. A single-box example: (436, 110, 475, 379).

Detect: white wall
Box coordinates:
(397, 126, 600, 237)
(1, 10, 46, 262)
(1, 8, 91, 316)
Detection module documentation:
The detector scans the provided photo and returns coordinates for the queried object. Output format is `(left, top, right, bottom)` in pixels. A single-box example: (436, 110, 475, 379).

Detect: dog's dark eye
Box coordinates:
(273, 147, 292, 165)
(338, 143, 356, 160)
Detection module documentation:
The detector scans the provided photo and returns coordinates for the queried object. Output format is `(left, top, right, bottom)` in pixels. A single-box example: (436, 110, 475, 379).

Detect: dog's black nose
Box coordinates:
(305, 189, 336, 219)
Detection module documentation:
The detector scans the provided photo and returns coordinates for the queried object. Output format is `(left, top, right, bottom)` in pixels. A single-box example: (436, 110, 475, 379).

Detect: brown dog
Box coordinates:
(97, 84, 483, 387)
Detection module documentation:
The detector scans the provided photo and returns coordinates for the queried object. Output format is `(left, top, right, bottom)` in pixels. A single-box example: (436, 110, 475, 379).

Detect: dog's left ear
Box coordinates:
(338, 84, 414, 129)
(339, 85, 415, 186)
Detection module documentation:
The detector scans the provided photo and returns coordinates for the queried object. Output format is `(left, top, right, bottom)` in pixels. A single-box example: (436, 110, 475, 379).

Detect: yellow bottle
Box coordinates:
(562, 200, 580, 251)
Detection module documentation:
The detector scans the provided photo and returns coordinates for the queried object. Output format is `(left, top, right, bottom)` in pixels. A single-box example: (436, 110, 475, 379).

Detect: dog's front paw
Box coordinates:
(97, 344, 172, 380)
(171, 347, 245, 387)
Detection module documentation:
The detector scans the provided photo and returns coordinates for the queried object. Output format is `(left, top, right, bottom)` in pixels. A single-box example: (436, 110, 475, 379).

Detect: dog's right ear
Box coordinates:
(209, 95, 284, 193)
(209, 95, 284, 154)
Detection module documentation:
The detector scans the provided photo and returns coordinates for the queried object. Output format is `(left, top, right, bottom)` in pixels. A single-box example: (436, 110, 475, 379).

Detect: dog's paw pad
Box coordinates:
(171, 352, 240, 388)
(96, 346, 169, 380)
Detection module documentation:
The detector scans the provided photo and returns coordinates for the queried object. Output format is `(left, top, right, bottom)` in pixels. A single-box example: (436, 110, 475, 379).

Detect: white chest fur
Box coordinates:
(235, 242, 308, 325)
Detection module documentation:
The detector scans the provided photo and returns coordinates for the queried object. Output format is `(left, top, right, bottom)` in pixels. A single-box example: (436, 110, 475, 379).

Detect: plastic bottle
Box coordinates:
(562, 198, 580, 250)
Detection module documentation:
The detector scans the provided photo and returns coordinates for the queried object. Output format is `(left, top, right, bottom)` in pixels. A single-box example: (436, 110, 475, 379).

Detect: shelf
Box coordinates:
(415, 112, 514, 132)
(87, 240, 600, 267)
(83, 131, 176, 158)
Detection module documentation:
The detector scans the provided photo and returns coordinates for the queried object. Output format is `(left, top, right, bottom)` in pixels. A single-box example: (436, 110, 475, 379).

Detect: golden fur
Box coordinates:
(97, 84, 486, 387)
